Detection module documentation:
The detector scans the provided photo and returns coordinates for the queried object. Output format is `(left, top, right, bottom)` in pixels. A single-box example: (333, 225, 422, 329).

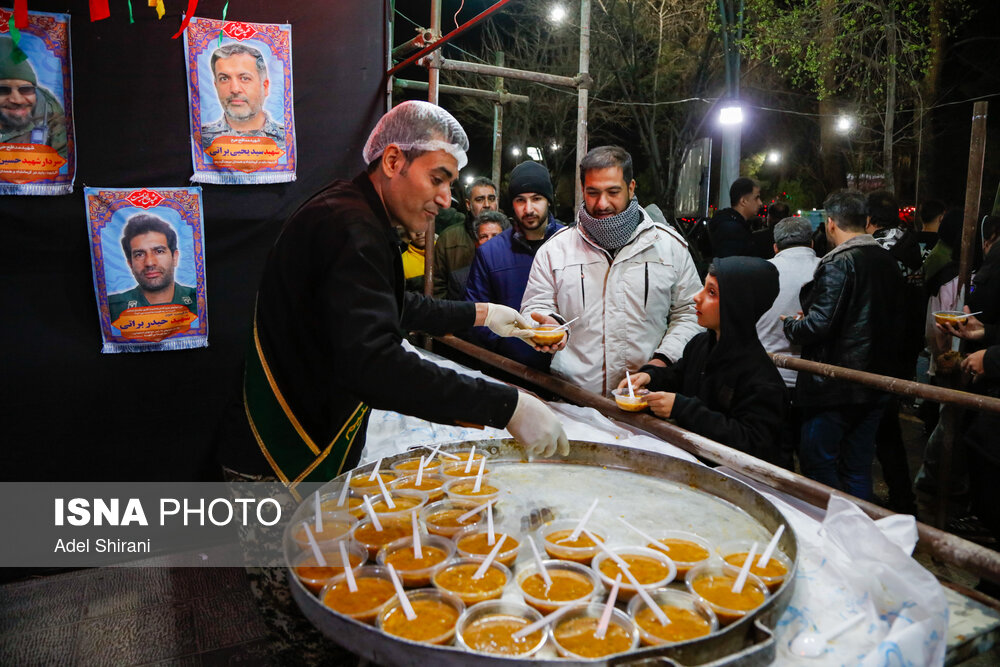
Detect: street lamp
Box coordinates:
(718, 104, 743, 125)
(464, 175, 475, 186)
(836, 115, 854, 134)
(549, 4, 567, 23)
(550, 142, 560, 152)
(511, 146, 522, 157)
(767, 151, 781, 164)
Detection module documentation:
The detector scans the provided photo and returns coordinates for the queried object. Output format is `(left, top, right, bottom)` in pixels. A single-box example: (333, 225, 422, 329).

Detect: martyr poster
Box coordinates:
(184, 17, 296, 184)
(0, 8, 75, 194)
(85, 187, 209, 354)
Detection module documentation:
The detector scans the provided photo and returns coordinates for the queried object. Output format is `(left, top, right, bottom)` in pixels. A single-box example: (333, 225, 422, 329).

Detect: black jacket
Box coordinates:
(708, 208, 751, 258)
(784, 235, 904, 407)
(221, 173, 519, 475)
(641, 256, 788, 466)
(970, 244, 1000, 326)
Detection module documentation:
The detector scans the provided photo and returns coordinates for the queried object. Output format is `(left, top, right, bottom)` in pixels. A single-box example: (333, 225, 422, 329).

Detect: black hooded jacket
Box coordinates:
(640, 257, 788, 465)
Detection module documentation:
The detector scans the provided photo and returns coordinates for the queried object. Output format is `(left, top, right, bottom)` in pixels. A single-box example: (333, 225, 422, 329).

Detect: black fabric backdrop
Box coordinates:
(0, 1, 387, 481)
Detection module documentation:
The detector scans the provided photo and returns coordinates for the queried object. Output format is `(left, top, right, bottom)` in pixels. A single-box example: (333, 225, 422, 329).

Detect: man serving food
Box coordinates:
(221, 101, 568, 487)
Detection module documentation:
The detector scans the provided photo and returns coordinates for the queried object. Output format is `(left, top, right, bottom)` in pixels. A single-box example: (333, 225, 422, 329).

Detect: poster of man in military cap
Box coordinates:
(0, 8, 74, 195)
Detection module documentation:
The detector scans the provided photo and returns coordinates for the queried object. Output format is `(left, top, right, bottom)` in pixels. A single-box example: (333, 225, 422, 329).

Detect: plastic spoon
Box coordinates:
(587, 531, 670, 627)
(386, 564, 416, 620)
(314, 491, 323, 534)
(511, 603, 574, 641)
(415, 454, 427, 486)
(472, 534, 508, 580)
(457, 499, 493, 524)
(302, 523, 327, 567)
(618, 517, 669, 554)
(789, 613, 866, 658)
(464, 445, 477, 473)
(563, 497, 599, 543)
(757, 525, 785, 568)
(375, 473, 396, 509)
(472, 458, 487, 493)
(487, 502, 496, 546)
(626, 370, 636, 399)
(368, 458, 382, 482)
(362, 495, 383, 532)
(526, 536, 553, 589)
(731, 541, 759, 594)
(339, 540, 357, 592)
(549, 316, 580, 331)
(336, 472, 352, 508)
(594, 574, 622, 639)
(410, 510, 422, 560)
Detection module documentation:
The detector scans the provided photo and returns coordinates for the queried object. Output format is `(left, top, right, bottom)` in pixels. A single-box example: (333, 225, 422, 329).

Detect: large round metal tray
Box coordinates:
(287, 439, 797, 666)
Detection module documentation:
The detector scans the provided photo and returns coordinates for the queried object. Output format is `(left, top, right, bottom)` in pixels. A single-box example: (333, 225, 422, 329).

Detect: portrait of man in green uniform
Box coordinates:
(0, 36, 68, 159)
(108, 214, 198, 323)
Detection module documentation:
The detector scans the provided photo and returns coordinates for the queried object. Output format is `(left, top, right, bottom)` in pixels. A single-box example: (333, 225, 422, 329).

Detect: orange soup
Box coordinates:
(649, 539, 710, 572)
(634, 605, 712, 644)
(394, 458, 441, 472)
(456, 532, 519, 567)
(385, 546, 448, 586)
(425, 509, 481, 536)
(449, 482, 498, 497)
(370, 496, 422, 514)
(393, 476, 445, 500)
(545, 529, 604, 563)
(691, 574, 766, 624)
(293, 519, 354, 547)
(553, 617, 633, 658)
(520, 570, 594, 613)
(599, 554, 671, 584)
(351, 472, 395, 488)
(354, 521, 410, 557)
(461, 615, 543, 655)
(321, 577, 395, 622)
(433, 563, 507, 604)
(443, 463, 489, 478)
(381, 598, 460, 644)
(321, 496, 363, 516)
(723, 552, 788, 591)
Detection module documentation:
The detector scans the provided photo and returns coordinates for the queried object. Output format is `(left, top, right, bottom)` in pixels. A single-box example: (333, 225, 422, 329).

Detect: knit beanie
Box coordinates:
(508, 161, 554, 205)
(0, 37, 37, 85)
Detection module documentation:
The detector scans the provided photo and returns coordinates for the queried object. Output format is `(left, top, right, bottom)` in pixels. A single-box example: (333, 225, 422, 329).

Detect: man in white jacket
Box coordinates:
(520, 146, 703, 395)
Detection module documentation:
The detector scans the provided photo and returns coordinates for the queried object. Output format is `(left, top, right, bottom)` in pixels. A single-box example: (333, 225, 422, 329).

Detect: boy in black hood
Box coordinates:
(620, 256, 789, 466)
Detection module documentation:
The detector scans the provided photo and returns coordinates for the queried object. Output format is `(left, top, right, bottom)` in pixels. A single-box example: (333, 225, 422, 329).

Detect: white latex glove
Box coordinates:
(484, 303, 535, 340)
(506, 392, 570, 458)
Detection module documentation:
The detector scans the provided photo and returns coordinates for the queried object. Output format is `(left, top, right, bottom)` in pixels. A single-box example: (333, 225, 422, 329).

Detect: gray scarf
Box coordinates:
(578, 197, 642, 250)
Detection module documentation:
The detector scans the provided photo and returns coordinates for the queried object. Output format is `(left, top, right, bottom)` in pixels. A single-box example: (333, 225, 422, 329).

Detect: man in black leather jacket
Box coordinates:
(783, 190, 904, 501)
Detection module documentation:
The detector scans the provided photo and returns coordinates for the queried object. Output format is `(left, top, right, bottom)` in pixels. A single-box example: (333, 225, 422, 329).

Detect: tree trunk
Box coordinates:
(818, 0, 843, 192)
(883, 2, 897, 194)
(917, 0, 944, 200)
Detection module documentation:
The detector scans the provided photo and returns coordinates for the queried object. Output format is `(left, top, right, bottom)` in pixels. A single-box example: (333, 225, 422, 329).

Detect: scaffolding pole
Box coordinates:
(576, 0, 591, 213)
(492, 52, 504, 187)
(437, 57, 580, 88)
(394, 78, 529, 104)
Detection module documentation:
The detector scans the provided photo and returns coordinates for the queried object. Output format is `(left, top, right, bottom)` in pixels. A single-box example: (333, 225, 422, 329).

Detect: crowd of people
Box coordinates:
(410, 137, 1000, 540)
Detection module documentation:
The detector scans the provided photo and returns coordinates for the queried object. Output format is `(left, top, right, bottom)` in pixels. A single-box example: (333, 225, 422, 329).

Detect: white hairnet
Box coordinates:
(362, 100, 469, 170)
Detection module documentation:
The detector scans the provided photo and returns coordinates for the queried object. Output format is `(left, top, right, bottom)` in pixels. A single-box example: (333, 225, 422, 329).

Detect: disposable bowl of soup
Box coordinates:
(455, 600, 546, 657)
(441, 460, 491, 480)
(432, 557, 511, 605)
(390, 456, 442, 475)
(933, 310, 968, 325)
(539, 518, 609, 564)
(420, 499, 492, 538)
(292, 542, 367, 594)
(591, 546, 677, 600)
(353, 518, 412, 559)
(377, 588, 465, 646)
(716, 539, 791, 593)
(515, 559, 601, 614)
(530, 325, 566, 347)
(319, 565, 396, 624)
(349, 470, 397, 493)
(319, 490, 365, 519)
(550, 602, 639, 659)
(685, 562, 769, 626)
(645, 530, 714, 576)
(612, 387, 651, 412)
(389, 473, 446, 502)
(626, 588, 718, 646)
(366, 489, 430, 524)
(452, 524, 521, 568)
(376, 535, 455, 588)
(290, 511, 358, 550)
(443, 477, 501, 505)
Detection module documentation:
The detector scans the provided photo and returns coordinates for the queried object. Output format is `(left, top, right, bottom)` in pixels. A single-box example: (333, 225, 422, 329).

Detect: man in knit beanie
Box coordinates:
(0, 36, 68, 158)
(465, 160, 565, 369)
